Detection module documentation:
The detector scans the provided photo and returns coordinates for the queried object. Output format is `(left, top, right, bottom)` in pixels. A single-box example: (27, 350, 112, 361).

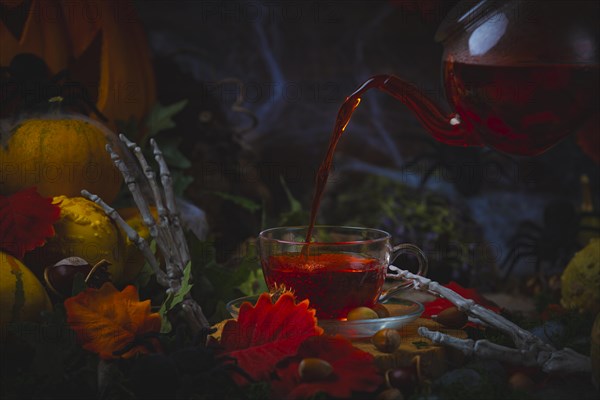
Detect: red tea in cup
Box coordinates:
(264, 252, 386, 319)
(258, 226, 427, 320)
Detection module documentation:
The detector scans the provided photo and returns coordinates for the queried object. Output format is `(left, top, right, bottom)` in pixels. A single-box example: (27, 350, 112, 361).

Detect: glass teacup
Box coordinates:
(258, 226, 427, 319)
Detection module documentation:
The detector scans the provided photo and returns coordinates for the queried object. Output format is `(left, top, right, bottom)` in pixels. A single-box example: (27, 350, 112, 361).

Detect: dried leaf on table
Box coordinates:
(216, 292, 323, 386)
(0, 187, 60, 258)
(64, 282, 161, 360)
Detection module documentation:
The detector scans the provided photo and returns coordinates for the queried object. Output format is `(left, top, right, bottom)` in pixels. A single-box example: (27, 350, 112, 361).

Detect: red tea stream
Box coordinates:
(306, 64, 599, 240)
(305, 76, 388, 242)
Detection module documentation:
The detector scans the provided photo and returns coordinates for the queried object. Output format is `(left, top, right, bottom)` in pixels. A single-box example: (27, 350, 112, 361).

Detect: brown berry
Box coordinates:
(347, 306, 379, 321)
(43, 257, 111, 297)
(298, 358, 333, 381)
(432, 306, 468, 329)
(372, 328, 402, 353)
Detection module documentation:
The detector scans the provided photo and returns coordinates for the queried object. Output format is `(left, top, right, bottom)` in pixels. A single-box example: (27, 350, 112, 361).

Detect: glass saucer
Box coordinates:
(225, 295, 424, 339)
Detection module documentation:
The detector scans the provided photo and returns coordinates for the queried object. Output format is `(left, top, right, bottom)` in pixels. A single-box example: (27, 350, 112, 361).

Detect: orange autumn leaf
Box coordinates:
(218, 292, 323, 386)
(64, 282, 161, 360)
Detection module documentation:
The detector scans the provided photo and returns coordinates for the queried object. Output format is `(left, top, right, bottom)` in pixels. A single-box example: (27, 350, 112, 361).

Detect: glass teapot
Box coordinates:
(358, 0, 598, 156)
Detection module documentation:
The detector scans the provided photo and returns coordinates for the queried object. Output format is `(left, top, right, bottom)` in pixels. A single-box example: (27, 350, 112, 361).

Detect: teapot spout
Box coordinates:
(376, 75, 482, 147)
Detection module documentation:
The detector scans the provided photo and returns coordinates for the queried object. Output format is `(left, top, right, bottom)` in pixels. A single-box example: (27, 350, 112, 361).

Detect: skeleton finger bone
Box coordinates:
(85, 136, 210, 333)
(81, 189, 168, 287)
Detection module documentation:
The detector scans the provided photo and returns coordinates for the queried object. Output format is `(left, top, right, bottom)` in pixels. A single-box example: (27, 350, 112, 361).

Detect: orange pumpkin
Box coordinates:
(0, 0, 155, 130)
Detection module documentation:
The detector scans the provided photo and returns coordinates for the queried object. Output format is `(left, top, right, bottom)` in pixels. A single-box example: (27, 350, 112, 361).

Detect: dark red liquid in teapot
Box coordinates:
(444, 61, 599, 156)
(265, 253, 385, 319)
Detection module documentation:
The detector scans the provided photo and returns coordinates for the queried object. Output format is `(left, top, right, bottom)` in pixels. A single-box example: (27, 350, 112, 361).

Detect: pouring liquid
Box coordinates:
(305, 63, 598, 241)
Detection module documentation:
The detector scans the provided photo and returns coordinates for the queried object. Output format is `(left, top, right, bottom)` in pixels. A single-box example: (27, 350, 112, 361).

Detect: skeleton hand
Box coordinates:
(386, 266, 591, 374)
(82, 135, 209, 333)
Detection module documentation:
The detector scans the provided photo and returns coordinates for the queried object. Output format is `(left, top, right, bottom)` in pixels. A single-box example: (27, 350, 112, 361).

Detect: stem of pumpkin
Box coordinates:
(48, 96, 64, 116)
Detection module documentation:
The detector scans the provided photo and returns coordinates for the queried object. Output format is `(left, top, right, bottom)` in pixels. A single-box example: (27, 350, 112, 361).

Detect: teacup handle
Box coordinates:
(378, 243, 428, 303)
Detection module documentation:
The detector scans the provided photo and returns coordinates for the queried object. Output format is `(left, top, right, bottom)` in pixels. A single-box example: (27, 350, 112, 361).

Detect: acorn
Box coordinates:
(508, 372, 535, 391)
(376, 388, 404, 400)
(347, 306, 379, 321)
(385, 367, 418, 395)
(43, 257, 111, 297)
(432, 306, 468, 329)
(373, 303, 391, 318)
(298, 358, 333, 381)
(372, 328, 402, 353)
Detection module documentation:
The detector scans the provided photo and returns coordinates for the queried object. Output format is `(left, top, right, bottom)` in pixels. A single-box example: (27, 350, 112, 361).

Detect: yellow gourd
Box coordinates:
(0, 115, 122, 203)
(0, 252, 52, 339)
(560, 239, 600, 315)
(26, 196, 128, 285)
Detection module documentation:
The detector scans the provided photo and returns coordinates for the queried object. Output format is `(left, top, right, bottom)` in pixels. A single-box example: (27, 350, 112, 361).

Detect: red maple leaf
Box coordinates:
(0, 187, 61, 259)
(422, 281, 501, 320)
(217, 292, 323, 386)
(271, 335, 383, 400)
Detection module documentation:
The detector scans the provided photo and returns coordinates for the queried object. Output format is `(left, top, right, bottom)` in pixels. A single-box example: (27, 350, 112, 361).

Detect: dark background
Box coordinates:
(136, 0, 598, 285)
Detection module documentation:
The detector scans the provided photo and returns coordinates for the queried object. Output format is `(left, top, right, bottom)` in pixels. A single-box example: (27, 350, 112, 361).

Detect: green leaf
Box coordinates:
(159, 312, 172, 334)
(209, 191, 261, 213)
(142, 136, 193, 196)
(281, 174, 302, 213)
(186, 235, 267, 321)
(237, 268, 268, 296)
(144, 99, 189, 140)
(133, 241, 158, 297)
(153, 136, 192, 169)
(134, 262, 155, 289)
(173, 262, 194, 305)
(278, 175, 308, 226)
(171, 172, 194, 196)
(412, 340, 430, 349)
(187, 234, 220, 270)
(159, 262, 193, 333)
(209, 300, 232, 324)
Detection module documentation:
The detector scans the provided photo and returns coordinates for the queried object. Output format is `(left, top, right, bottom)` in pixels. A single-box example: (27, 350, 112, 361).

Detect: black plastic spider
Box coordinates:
(501, 200, 600, 282)
(401, 133, 515, 196)
(0, 53, 106, 120)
